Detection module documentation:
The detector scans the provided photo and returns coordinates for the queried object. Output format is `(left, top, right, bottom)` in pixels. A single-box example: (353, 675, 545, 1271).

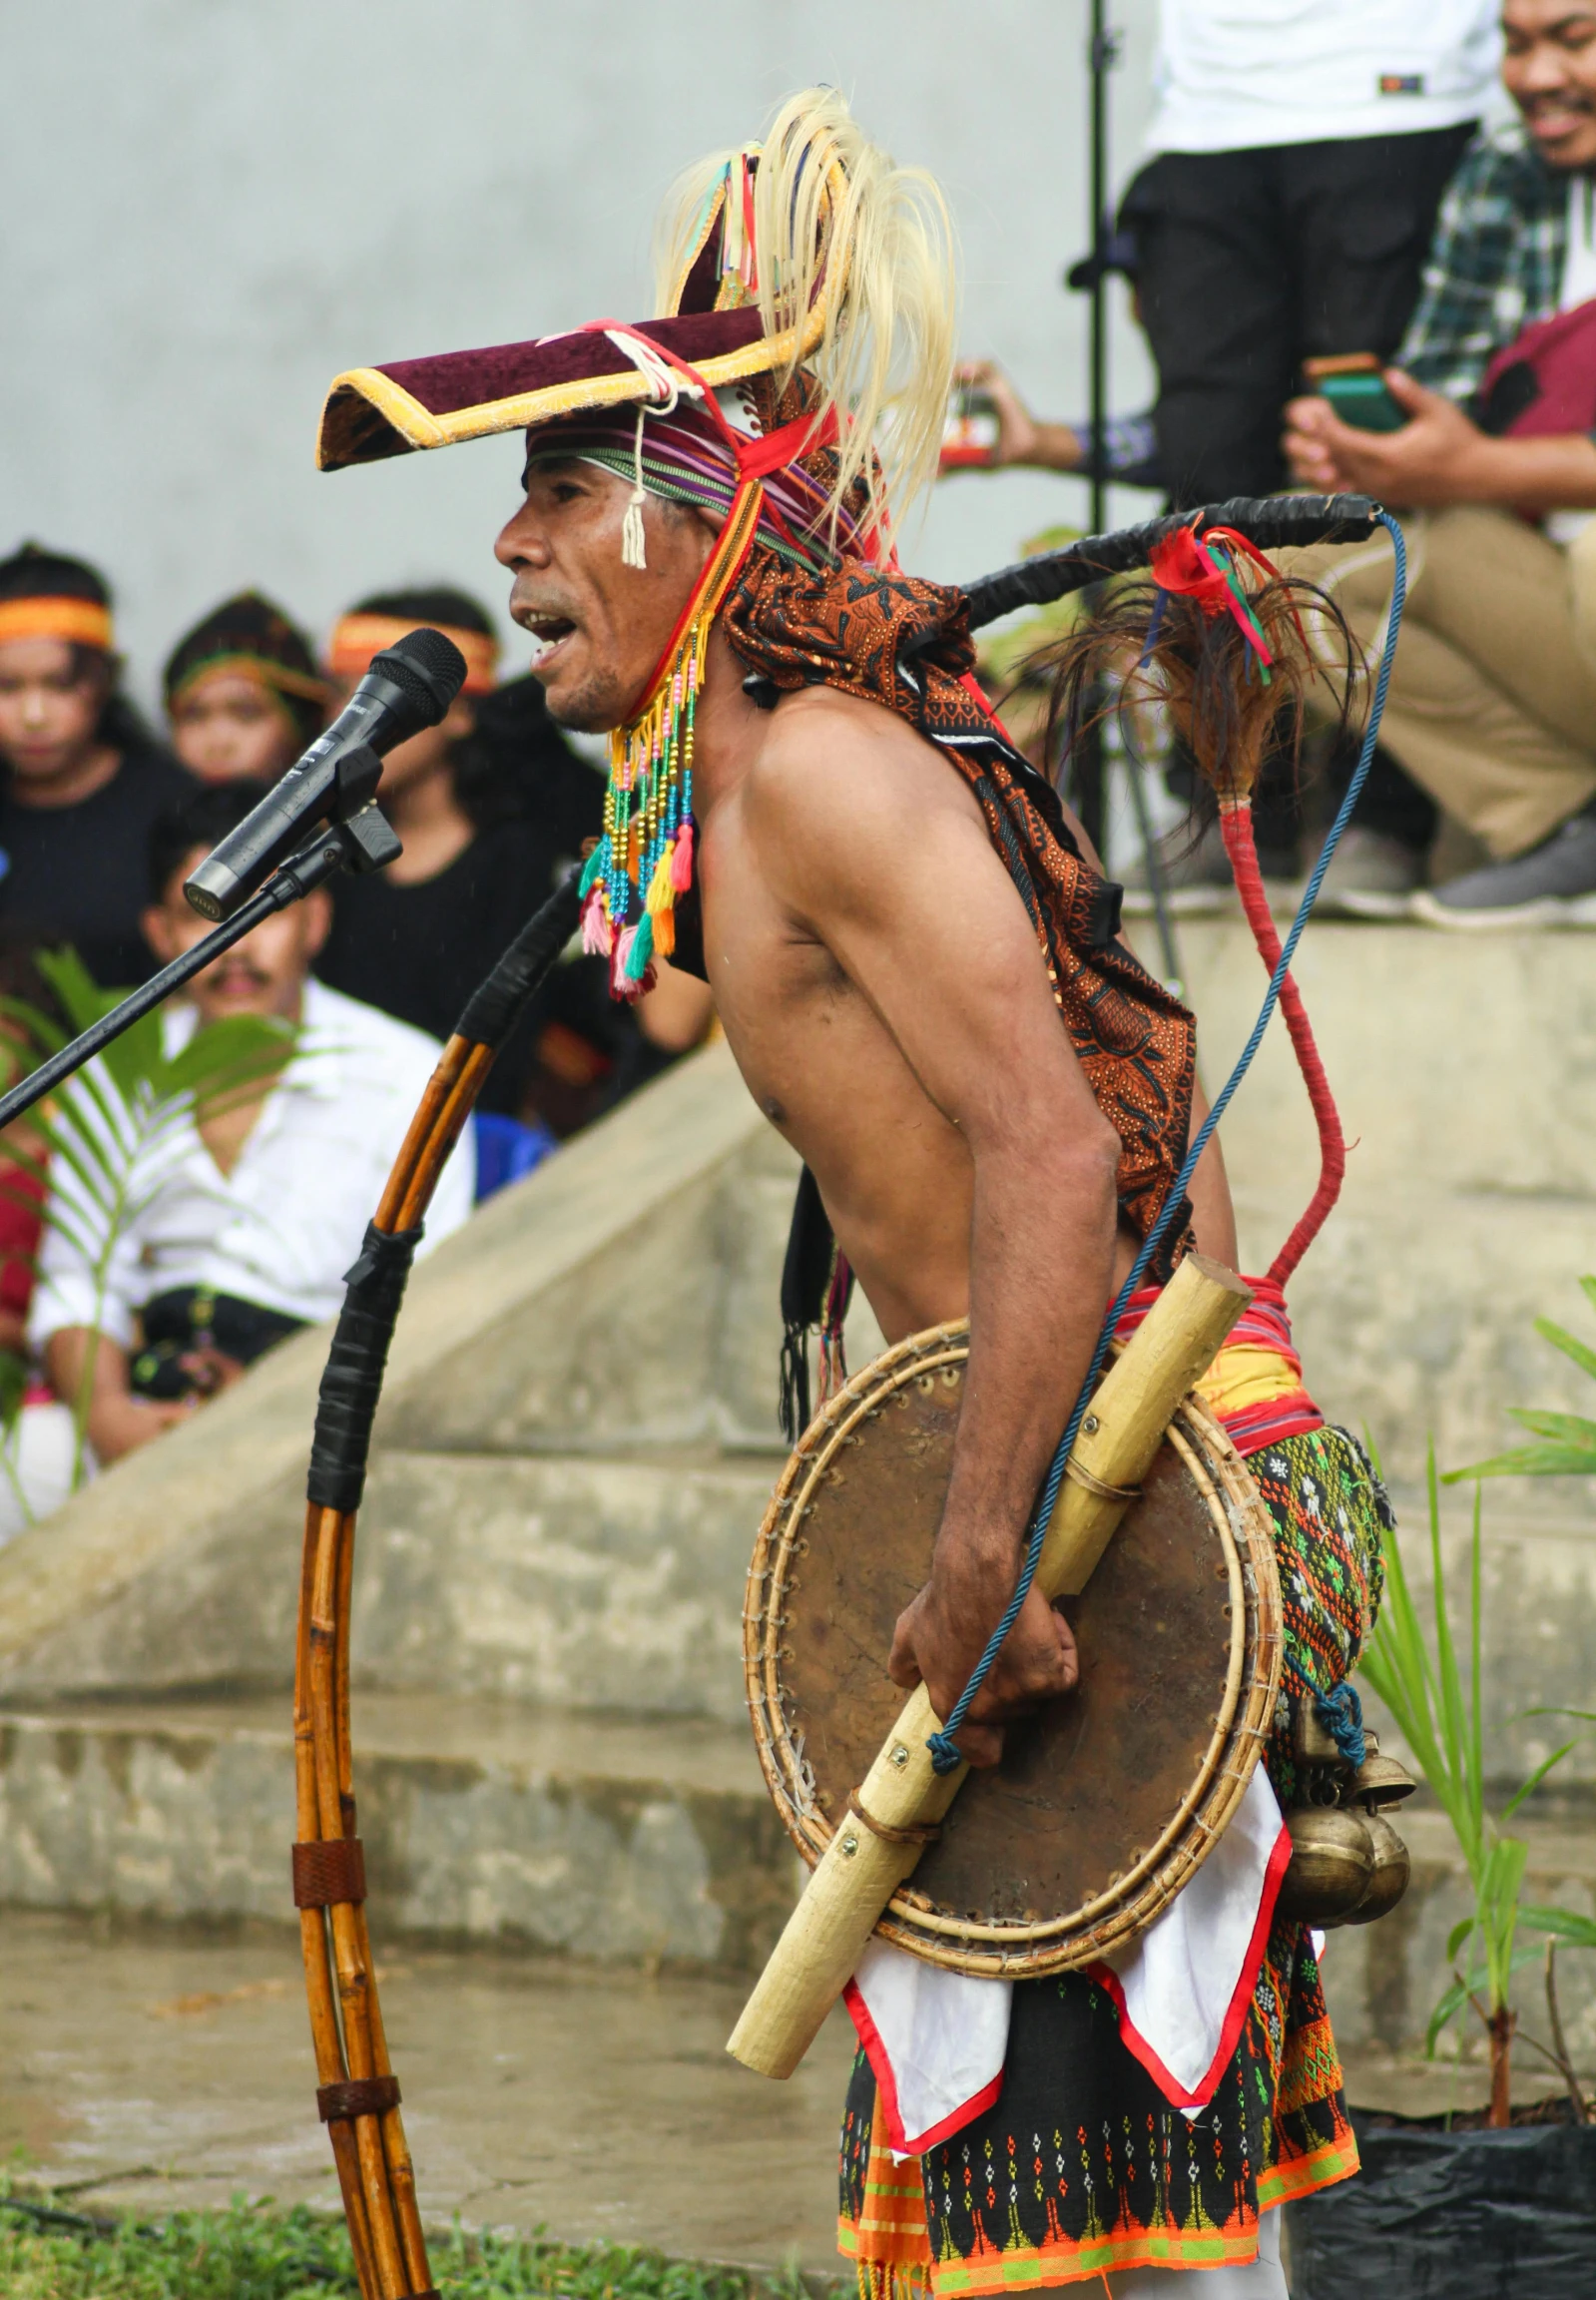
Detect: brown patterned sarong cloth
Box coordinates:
(835, 1424, 1385, 2293)
(722, 550, 1198, 1275)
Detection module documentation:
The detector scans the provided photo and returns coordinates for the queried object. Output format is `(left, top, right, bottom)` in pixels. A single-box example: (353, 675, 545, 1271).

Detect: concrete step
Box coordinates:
(350, 1447, 780, 1726)
(6, 1693, 1596, 2069)
(0, 1694, 798, 1974)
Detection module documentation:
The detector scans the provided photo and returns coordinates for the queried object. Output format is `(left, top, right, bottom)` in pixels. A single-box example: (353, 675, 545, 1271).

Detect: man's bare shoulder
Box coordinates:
(743, 685, 973, 863)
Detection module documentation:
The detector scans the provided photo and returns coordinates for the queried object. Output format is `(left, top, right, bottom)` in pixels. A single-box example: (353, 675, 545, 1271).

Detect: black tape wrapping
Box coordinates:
(305, 1223, 423, 1511)
(454, 865, 584, 1049)
(962, 492, 1378, 631)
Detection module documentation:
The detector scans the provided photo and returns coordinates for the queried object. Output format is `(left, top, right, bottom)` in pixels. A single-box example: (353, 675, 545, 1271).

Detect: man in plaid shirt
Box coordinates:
(1287, 0, 1596, 926)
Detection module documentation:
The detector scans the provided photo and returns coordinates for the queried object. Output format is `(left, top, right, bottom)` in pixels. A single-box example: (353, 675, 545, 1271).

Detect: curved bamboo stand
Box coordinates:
(292, 877, 578, 2300)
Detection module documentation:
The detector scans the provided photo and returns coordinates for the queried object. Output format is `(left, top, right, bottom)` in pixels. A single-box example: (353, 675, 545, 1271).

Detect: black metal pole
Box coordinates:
(0, 825, 357, 1135)
(1069, 0, 1113, 859)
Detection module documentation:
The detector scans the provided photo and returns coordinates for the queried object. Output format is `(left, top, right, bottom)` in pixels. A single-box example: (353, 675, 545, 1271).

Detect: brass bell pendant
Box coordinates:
(1343, 1811, 1411, 1925)
(1277, 1805, 1375, 1925)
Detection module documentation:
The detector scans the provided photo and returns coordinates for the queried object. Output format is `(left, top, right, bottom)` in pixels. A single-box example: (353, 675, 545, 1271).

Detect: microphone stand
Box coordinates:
(0, 809, 391, 1134)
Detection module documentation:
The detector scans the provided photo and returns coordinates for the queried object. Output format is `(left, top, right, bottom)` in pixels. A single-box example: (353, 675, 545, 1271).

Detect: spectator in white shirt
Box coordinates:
(29, 780, 473, 1470)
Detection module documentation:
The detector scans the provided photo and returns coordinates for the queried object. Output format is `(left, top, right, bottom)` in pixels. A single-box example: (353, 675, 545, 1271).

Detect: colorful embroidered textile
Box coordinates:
(1253, 1422, 1390, 1810)
(836, 1420, 1386, 2292)
(722, 546, 1200, 1275)
(840, 1936, 1355, 2297)
(1117, 1275, 1326, 1452)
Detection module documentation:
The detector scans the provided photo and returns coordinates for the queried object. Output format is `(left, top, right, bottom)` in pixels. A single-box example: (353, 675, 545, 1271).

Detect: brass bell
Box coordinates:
(1343, 1812, 1411, 1925)
(1277, 1806, 1374, 1926)
(1349, 1732, 1416, 1809)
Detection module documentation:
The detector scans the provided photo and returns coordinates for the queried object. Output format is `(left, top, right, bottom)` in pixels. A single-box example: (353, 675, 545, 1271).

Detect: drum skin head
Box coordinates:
(746, 1323, 1281, 1975)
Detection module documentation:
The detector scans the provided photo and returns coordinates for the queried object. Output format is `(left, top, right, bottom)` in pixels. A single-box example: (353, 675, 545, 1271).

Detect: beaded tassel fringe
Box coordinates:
(579, 477, 764, 1003)
(579, 615, 708, 1000)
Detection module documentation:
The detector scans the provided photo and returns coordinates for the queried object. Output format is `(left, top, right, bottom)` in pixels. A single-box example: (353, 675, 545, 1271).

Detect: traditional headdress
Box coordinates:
(317, 89, 955, 995)
(0, 543, 115, 654)
(164, 590, 327, 740)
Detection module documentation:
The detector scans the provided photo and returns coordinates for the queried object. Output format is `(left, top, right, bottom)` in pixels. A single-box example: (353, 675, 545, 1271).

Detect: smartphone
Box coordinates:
(940, 386, 1000, 470)
(1303, 352, 1406, 433)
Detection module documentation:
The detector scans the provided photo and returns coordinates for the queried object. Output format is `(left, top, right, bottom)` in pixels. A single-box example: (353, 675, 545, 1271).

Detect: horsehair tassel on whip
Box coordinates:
(1219, 802, 1345, 1284)
(294, 864, 582, 2300)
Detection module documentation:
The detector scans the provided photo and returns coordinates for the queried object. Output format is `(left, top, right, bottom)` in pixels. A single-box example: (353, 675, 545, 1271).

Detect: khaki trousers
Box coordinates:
(1284, 506, 1596, 859)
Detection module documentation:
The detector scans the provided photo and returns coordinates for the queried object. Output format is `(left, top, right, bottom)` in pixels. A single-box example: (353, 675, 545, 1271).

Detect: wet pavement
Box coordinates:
(0, 1909, 856, 2268)
(0, 1909, 1565, 2271)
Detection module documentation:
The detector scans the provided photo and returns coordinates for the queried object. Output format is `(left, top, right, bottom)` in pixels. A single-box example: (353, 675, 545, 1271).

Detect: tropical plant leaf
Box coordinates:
(1503, 1408, 1596, 1445)
(1502, 1741, 1576, 1819)
(1425, 1974, 1472, 2055)
(1522, 1905, 1596, 1950)
(1533, 1315, 1596, 1385)
(1451, 1442, 1596, 1480)
(1446, 1915, 1475, 1964)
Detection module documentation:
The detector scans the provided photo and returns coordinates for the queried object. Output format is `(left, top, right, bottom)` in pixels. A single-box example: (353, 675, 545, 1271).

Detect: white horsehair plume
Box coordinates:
(651, 87, 958, 552)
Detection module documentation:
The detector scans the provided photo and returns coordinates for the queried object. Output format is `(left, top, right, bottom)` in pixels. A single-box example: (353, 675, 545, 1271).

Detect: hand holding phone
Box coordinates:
(1303, 352, 1407, 434)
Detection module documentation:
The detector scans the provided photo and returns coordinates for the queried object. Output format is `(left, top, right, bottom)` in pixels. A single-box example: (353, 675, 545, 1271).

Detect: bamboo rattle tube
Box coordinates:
(727, 1253, 1252, 2079)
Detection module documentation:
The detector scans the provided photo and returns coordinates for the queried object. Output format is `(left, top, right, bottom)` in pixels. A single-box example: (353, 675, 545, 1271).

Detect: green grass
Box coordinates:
(0, 2191, 822, 2300)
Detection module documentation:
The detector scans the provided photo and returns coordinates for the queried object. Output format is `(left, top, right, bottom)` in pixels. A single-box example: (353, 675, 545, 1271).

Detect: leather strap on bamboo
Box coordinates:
(846, 1789, 941, 1848)
(317, 2073, 399, 2122)
(1064, 1456, 1141, 1504)
(292, 1837, 367, 1908)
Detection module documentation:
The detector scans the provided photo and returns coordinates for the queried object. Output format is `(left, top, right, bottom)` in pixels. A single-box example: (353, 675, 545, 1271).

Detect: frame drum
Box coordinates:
(745, 1320, 1283, 1979)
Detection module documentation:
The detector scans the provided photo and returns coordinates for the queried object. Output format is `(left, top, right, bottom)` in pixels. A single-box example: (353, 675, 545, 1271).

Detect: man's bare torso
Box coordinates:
(695, 681, 1231, 1347)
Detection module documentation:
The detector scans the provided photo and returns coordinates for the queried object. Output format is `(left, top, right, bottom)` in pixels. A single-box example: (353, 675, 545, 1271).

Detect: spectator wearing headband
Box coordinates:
(164, 591, 327, 785)
(314, 586, 607, 1126)
(0, 544, 190, 985)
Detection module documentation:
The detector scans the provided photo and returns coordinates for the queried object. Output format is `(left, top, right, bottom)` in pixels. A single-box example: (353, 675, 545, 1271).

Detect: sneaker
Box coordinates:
(1311, 827, 1424, 919)
(1121, 816, 1235, 917)
(1409, 810, 1596, 929)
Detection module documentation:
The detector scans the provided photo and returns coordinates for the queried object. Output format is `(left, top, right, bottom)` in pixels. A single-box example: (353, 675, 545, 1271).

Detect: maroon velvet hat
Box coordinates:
(316, 162, 834, 472)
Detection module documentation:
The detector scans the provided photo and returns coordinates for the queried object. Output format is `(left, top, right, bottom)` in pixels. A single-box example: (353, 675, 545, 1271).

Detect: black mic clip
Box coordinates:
(321, 746, 401, 873)
(334, 797, 402, 875)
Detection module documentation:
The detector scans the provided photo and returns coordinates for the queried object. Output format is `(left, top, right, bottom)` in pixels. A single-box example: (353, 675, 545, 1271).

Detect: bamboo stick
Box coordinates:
(727, 1255, 1251, 2079)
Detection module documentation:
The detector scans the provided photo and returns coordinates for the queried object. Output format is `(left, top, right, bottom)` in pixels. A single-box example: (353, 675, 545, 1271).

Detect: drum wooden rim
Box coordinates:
(744, 1319, 1283, 1979)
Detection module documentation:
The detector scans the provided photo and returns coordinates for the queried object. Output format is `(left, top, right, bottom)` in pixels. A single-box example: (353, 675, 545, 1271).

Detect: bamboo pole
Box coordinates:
(727, 1254, 1251, 2079)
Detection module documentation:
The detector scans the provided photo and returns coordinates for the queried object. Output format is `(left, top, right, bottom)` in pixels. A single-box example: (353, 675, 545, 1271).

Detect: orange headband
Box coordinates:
(326, 613, 498, 696)
(0, 596, 114, 651)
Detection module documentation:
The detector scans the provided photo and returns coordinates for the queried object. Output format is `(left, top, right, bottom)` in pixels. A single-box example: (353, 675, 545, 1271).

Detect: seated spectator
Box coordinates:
(313, 586, 605, 1121)
(165, 591, 326, 784)
(1285, 0, 1596, 926)
(27, 781, 473, 1471)
(0, 544, 192, 984)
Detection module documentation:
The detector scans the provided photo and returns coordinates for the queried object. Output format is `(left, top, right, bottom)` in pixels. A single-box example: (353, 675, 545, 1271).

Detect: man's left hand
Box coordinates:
(1283, 368, 1490, 508)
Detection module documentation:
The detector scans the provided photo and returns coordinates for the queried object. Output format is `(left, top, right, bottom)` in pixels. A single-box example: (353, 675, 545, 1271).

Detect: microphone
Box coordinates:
(183, 628, 468, 920)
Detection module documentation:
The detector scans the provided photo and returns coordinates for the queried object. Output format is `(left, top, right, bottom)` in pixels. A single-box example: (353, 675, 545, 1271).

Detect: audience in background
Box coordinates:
(313, 586, 607, 1125)
(0, 545, 191, 985)
(165, 591, 326, 784)
(27, 780, 473, 1473)
(957, 4, 1501, 911)
(1286, 0, 1596, 927)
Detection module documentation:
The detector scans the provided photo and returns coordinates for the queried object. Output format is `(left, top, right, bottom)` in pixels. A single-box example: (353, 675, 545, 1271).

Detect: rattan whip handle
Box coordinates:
(726, 1253, 1251, 2080)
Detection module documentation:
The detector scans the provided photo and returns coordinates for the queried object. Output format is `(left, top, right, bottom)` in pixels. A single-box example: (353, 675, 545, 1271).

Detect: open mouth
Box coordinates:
(520, 612, 577, 660)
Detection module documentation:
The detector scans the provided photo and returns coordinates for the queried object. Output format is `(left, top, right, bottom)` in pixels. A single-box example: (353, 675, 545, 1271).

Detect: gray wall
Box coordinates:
(0, 0, 1161, 711)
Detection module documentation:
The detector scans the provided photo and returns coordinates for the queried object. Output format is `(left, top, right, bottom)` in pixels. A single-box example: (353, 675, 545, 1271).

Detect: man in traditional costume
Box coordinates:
(315, 90, 1385, 2295)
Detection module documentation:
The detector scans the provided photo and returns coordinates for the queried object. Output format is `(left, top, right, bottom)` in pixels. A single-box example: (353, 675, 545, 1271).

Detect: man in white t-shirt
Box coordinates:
(1284, 0, 1596, 925)
(1127, 1, 1499, 507)
(27, 779, 473, 1475)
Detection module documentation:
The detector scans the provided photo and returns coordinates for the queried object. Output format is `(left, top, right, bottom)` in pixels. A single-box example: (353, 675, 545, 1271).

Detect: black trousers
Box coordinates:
(1123, 123, 1476, 509)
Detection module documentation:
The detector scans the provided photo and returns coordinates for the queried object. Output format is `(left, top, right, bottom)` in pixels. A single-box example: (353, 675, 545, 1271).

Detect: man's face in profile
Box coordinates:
(1503, 0, 1596, 170)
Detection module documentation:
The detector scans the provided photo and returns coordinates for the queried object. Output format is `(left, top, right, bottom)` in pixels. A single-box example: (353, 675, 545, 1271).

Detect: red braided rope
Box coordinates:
(1219, 802, 1345, 1285)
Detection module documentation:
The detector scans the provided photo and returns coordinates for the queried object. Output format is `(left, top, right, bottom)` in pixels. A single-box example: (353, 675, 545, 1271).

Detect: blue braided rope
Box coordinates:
(927, 510, 1408, 1772)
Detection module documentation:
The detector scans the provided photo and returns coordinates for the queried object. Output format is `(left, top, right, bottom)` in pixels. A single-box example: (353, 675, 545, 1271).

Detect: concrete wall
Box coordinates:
(0, 0, 1161, 703)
